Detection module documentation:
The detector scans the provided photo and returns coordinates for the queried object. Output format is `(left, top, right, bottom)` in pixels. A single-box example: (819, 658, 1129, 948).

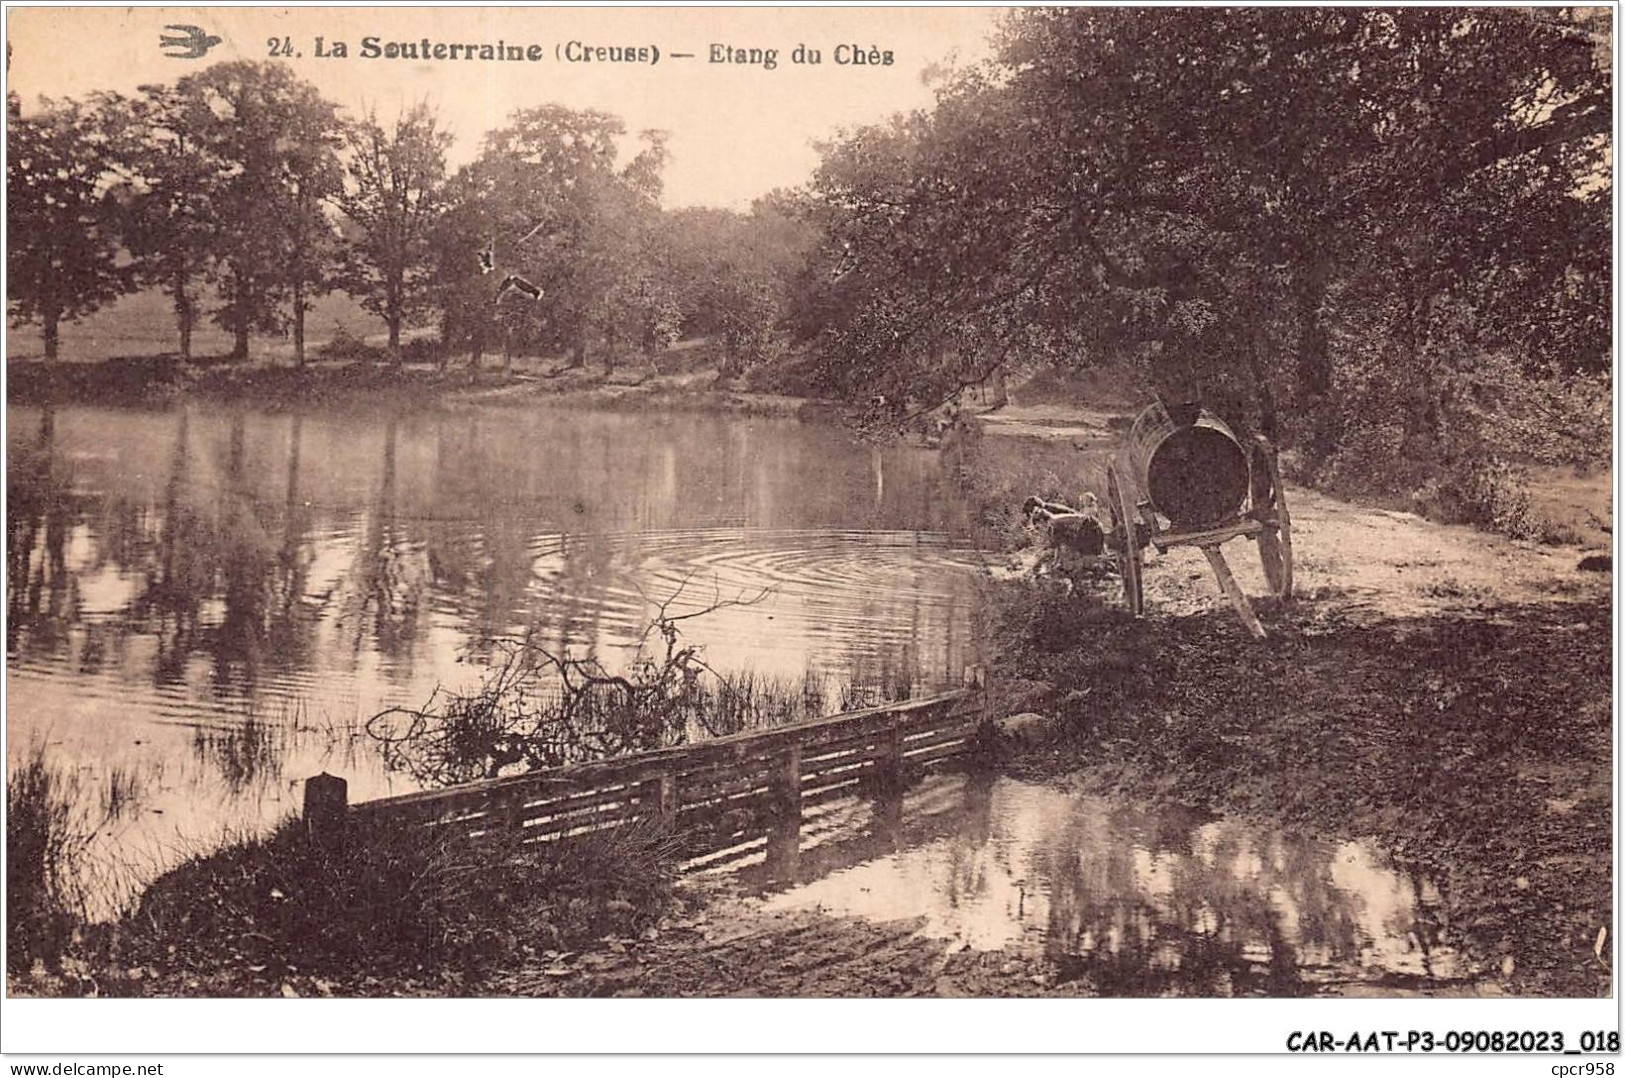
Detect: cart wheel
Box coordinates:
(1106, 461, 1145, 616)
(1251, 437, 1294, 600)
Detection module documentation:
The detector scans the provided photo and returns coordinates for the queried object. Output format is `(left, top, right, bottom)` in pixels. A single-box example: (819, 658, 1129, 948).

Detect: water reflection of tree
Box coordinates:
(443, 412, 541, 658)
(422, 415, 477, 595)
(1379, 862, 1451, 983)
(403, 408, 974, 689)
(449, 413, 619, 666)
(208, 411, 277, 693)
(115, 409, 323, 695)
(6, 406, 77, 656)
(334, 416, 428, 672)
(814, 782, 1451, 998)
(541, 422, 615, 662)
(1030, 805, 1399, 997)
(13, 404, 991, 762)
(191, 713, 286, 797)
(115, 410, 195, 684)
(266, 414, 316, 672)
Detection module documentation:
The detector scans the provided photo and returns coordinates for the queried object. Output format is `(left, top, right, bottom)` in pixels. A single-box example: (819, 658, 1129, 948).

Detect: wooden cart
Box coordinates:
(1103, 402, 1293, 639)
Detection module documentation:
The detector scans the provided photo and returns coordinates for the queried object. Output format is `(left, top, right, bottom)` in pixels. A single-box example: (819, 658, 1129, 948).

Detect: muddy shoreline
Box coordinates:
(4, 355, 843, 420)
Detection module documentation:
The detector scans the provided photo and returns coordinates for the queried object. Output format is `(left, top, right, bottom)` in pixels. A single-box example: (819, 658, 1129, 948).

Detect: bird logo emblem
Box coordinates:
(160, 25, 222, 60)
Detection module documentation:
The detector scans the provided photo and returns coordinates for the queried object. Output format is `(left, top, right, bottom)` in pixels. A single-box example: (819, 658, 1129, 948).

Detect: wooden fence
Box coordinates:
(303, 686, 987, 858)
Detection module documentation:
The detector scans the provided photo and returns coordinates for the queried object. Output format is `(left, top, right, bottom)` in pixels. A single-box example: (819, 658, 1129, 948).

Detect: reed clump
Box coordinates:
(7, 747, 96, 973)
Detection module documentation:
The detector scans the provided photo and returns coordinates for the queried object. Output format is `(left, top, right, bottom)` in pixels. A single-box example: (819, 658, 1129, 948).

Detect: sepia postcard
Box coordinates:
(2, 3, 1616, 1065)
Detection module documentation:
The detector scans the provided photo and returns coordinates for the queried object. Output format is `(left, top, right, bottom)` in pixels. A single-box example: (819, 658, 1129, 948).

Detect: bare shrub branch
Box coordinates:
(366, 582, 798, 786)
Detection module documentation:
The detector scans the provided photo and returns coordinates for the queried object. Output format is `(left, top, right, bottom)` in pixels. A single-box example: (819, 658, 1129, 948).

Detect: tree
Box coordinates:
(337, 103, 451, 361)
(426, 170, 499, 369)
(281, 115, 345, 367)
(6, 94, 130, 359)
(999, 8, 1611, 451)
(587, 137, 679, 373)
(797, 8, 1610, 471)
(431, 107, 673, 372)
(99, 84, 217, 359)
(668, 200, 816, 374)
(169, 62, 343, 362)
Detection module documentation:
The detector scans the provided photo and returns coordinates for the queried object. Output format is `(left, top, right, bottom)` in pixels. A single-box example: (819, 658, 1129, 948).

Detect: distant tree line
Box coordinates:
(7, 11, 1612, 516)
(6, 61, 814, 370)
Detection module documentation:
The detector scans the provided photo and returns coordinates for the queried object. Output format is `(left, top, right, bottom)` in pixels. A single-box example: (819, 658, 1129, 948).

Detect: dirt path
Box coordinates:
(979, 398, 1610, 626)
(491, 894, 1083, 998)
(1143, 484, 1601, 623)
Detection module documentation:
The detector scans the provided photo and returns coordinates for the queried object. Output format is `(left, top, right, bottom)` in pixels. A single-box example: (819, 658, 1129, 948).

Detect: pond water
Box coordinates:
(9, 400, 1488, 996)
(733, 776, 1495, 997)
(6, 401, 986, 885)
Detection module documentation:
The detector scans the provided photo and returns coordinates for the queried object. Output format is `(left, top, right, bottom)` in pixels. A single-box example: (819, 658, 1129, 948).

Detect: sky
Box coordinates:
(6, 6, 1002, 209)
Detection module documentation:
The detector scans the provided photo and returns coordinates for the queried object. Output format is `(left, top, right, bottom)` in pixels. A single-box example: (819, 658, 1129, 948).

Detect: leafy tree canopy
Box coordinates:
(795, 8, 1610, 458)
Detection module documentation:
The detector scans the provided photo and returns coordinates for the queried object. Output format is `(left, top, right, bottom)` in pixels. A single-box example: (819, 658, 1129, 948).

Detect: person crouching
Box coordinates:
(1022, 494, 1108, 589)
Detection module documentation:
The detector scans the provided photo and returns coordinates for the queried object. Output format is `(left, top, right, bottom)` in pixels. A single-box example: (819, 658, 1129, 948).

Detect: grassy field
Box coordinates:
(7, 288, 385, 363)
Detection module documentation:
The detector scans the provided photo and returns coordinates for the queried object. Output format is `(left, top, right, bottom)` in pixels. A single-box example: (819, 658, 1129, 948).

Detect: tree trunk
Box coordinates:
(231, 271, 251, 361)
(1244, 331, 1280, 443)
(42, 312, 59, 362)
(1401, 285, 1443, 444)
(1293, 262, 1334, 463)
(293, 279, 306, 368)
(985, 367, 1009, 411)
(386, 276, 402, 364)
(603, 324, 622, 375)
(174, 262, 193, 360)
(1294, 263, 1332, 398)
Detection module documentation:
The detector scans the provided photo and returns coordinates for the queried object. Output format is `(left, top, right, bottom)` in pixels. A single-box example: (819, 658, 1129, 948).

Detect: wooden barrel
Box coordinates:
(1127, 401, 1249, 528)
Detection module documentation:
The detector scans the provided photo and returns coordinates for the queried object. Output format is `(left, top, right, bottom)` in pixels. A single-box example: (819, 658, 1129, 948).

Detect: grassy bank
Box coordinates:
(6, 356, 448, 410)
(4, 351, 836, 422)
(987, 582, 1613, 996)
(8, 805, 682, 997)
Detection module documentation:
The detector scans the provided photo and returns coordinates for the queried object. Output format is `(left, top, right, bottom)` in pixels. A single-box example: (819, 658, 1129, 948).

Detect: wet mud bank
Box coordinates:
(4, 356, 830, 420)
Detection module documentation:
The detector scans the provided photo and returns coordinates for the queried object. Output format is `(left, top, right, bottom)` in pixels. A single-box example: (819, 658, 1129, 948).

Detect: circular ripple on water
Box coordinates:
(512, 527, 987, 685)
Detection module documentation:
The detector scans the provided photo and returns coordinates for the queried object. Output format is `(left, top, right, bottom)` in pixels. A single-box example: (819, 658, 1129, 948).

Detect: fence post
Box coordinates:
(874, 776, 904, 851)
(303, 772, 348, 850)
(874, 724, 903, 797)
(763, 746, 803, 880)
(771, 745, 802, 822)
(648, 772, 679, 828)
(497, 785, 527, 841)
(963, 664, 989, 722)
